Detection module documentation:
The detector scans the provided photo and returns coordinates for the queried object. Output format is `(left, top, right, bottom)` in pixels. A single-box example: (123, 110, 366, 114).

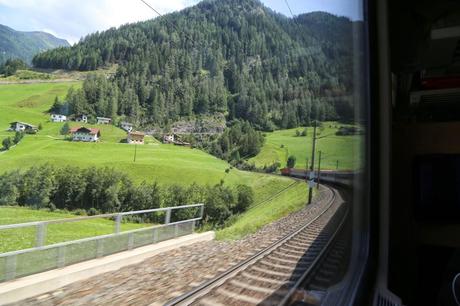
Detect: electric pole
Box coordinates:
(133, 144, 137, 162)
(316, 150, 322, 189)
(308, 122, 317, 204)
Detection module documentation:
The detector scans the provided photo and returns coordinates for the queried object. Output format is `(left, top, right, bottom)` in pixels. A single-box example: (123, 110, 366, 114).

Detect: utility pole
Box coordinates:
(336, 160, 339, 170)
(316, 150, 322, 189)
(308, 122, 317, 204)
(133, 144, 137, 162)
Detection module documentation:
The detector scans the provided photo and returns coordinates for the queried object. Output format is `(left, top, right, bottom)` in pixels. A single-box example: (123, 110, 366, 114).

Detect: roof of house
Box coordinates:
(10, 121, 36, 128)
(96, 117, 111, 120)
(121, 121, 133, 126)
(70, 127, 100, 135)
(51, 113, 66, 116)
(129, 131, 145, 137)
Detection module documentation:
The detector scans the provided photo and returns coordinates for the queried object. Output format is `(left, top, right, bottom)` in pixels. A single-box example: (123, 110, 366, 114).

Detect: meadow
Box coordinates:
(0, 207, 148, 253)
(250, 124, 364, 170)
(0, 82, 309, 244)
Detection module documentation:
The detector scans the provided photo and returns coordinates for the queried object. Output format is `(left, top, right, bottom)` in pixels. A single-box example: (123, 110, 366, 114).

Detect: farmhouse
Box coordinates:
(163, 134, 175, 143)
(9, 122, 37, 133)
(96, 117, 111, 125)
(127, 131, 145, 144)
(75, 115, 88, 123)
(120, 121, 133, 132)
(50, 114, 67, 122)
(70, 127, 100, 142)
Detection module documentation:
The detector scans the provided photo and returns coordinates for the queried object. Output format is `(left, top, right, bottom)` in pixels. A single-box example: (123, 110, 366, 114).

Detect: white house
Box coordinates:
(9, 122, 37, 133)
(163, 134, 175, 143)
(50, 114, 67, 122)
(120, 122, 133, 132)
(75, 115, 88, 123)
(70, 127, 100, 142)
(96, 117, 111, 125)
(127, 131, 145, 144)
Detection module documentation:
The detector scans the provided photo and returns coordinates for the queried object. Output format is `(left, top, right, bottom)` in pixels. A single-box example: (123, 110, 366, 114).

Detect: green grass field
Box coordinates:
(250, 124, 363, 170)
(0, 207, 148, 253)
(0, 82, 309, 243)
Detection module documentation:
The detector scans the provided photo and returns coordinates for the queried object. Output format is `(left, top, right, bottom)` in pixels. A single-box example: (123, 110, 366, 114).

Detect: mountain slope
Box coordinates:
(32, 0, 359, 128)
(0, 24, 69, 65)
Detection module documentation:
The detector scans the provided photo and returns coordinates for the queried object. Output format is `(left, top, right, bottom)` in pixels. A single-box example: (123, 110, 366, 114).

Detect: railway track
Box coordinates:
(165, 185, 348, 306)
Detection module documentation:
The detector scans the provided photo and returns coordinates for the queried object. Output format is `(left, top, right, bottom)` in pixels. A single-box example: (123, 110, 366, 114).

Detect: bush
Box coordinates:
(234, 185, 254, 214)
(73, 209, 87, 216)
(87, 207, 100, 216)
(60, 122, 70, 135)
(46, 203, 57, 212)
(301, 128, 307, 136)
(13, 132, 24, 144)
(2, 137, 12, 150)
(295, 130, 300, 137)
(287, 155, 296, 168)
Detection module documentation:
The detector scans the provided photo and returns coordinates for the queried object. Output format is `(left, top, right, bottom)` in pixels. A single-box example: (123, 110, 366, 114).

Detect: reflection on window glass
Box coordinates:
(0, 0, 366, 305)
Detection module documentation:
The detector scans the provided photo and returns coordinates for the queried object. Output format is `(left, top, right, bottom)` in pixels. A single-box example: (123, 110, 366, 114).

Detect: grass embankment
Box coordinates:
(249, 125, 363, 170)
(0, 207, 147, 253)
(0, 82, 308, 243)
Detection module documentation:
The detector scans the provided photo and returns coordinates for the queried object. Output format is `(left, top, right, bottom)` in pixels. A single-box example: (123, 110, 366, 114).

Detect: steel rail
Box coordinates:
(164, 186, 339, 306)
(279, 205, 349, 305)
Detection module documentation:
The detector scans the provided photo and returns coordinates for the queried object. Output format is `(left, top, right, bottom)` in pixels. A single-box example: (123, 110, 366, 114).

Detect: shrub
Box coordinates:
(87, 207, 100, 216)
(13, 132, 24, 144)
(287, 155, 296, 168)
(2, 137, 12, 150)
(47, 203, 57, 212)
(73, 209, 87, 216)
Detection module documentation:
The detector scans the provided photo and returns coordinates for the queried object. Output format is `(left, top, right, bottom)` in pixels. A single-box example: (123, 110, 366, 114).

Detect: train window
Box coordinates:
(0, 0, 370, 305)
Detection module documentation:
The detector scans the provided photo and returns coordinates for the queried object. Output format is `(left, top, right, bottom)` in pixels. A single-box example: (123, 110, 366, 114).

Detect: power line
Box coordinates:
(284, 0, 296, 18)
(139, 0, 165, 19)
(139, 0, 202, 50)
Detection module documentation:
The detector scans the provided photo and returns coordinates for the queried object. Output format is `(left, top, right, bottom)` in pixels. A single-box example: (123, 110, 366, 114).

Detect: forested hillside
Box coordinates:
(0, 24, 69, 65)
(33, 0, 357, 129)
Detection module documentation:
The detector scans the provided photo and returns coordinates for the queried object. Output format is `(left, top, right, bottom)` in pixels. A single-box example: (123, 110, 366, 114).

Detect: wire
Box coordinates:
(139, 0, 164, 18)
(284, 0, 295, 18)
(138, 0, 202, 50)
(453, 273, 460, 305)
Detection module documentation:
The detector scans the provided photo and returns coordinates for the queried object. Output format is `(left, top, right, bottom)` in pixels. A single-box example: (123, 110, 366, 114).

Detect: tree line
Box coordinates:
(33, 0, 357, 128)
(0, 164, 254, 227)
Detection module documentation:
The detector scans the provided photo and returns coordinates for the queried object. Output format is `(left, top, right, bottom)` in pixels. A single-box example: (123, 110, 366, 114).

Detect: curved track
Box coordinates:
(165, 185, 349, 306)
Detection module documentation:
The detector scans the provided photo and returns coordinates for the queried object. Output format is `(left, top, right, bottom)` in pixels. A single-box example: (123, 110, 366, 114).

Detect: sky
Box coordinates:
(0, 0, 363, 44)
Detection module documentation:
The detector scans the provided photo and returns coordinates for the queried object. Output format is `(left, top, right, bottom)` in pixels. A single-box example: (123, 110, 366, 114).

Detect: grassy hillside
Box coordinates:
(250, 124, 363, 170)
(0, 82, 308, 240)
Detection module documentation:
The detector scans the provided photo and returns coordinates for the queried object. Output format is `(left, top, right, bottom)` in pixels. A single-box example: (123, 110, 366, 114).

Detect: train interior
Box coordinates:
(386, 0, 460, 305)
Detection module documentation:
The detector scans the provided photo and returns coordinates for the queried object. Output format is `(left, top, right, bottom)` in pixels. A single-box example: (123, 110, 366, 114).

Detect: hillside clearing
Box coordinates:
(250, 124, 363, 170)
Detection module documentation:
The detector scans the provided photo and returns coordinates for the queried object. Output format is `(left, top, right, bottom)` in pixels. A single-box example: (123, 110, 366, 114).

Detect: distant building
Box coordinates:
(163, 134, 175, 143)
(75, 115, 88, 123)
(70, 127, 100, 142)
(50, 114, 67, 122)
(127, 131, 145, 144)
(120, 122, 133, 132)
(96, 117, 111, 125)
(9, 122, 37, 133)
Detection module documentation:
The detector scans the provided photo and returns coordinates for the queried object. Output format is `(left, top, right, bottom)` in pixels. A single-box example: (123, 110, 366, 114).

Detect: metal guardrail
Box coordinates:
(0, 204, 204, 282)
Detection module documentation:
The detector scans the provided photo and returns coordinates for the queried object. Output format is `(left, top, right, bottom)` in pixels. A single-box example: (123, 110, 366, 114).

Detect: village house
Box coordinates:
(96, 117, 111, 125)
(163, 134, 175, 143)
(50, 114, 67, 122)
(70, 127, 100, 142)
(127, 131, 145, 144)
(120, 121, 133, 132)
(75, 115, 88, 123)
(9, 122, 37, 133)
